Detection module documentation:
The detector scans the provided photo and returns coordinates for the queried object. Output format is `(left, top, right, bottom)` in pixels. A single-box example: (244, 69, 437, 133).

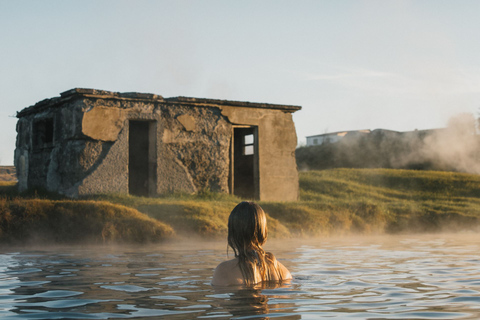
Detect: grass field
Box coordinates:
(292, 169, 480, 235)
(1, 169, 479, 244)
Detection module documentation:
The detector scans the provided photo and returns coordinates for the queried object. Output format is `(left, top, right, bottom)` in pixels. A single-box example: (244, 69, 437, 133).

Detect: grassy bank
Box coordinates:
(0, 183, 174, 244)
(275, 169, 480, 235)
(0, 198, 174, 244)
(1, 169, 479, 243)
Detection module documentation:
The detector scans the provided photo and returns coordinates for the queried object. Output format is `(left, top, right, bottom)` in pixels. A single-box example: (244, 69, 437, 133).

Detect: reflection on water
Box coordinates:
(1, 234, 479, 319)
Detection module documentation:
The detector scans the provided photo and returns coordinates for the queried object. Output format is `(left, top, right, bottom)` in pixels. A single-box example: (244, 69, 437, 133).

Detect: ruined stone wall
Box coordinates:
(75, 98, 232, 196)
(14, 118, 30, 191)
(15, 99, 115, 194)
(158, 104, 231, 194)
(220, 106, 299, 201)
(15, 90, 300, 201)
(73, 98, 155, 196)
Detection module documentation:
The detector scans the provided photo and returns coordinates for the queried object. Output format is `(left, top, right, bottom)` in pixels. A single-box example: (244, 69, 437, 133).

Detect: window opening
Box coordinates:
(244, 134, 255, 155)
(33, 118, 54, 148)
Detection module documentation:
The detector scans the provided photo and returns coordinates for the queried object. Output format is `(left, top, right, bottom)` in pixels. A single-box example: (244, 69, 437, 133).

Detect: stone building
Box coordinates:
(15, 88, 301, 201)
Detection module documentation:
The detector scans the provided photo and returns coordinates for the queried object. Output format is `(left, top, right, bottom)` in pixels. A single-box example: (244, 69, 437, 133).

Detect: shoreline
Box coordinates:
(1, 168, 479, 244)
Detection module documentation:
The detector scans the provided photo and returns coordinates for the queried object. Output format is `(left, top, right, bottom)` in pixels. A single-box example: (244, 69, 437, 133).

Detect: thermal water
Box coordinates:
(1, 234, 479, 319)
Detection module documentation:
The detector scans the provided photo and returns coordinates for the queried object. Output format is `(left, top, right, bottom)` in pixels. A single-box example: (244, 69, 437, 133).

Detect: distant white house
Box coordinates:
(306, 130, 371, 146)
(305, 128, 446, 147)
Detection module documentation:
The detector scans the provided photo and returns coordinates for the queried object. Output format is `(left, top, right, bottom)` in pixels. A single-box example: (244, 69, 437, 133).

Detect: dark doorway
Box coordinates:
(129, 121, 156, 196)
(232, 126, 258, 199)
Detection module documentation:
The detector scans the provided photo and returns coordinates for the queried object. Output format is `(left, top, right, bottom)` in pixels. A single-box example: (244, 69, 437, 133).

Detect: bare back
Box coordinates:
(212, 256, 291, 286)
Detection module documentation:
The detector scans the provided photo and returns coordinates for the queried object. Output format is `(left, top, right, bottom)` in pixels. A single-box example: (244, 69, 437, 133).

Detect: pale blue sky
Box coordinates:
(1, 0, 479, 165)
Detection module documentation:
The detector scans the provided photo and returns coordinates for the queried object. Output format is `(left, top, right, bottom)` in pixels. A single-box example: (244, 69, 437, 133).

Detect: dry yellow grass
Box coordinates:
(1, 168, 480, 243)
(0, 198, 174, 244)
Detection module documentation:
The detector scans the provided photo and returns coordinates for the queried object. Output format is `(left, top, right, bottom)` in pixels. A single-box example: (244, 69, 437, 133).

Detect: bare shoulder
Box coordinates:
(277, 260, 292, 280)
(266, 252, 292, 281)
(212, 258, 244, 286)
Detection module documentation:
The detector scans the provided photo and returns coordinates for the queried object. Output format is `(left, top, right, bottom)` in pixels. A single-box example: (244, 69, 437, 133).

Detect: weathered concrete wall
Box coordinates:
(73, 98, 157, 196)
(15, 99, 110, 193)
(15, 89, 300, 201)
(14, 119, 29, 191)
(220, 106, 299, 201)
(158, 104, 231, 194)
(73, 98, 232, 196)
(82, 106, 124, 141)
(74, 129, 128, 196)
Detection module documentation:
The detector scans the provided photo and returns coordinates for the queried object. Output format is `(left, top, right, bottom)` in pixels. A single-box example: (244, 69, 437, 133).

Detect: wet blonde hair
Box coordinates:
(228, 201, 283, 285)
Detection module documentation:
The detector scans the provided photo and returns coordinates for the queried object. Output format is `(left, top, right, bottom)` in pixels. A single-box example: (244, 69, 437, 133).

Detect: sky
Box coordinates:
(1, 0, 480, 165)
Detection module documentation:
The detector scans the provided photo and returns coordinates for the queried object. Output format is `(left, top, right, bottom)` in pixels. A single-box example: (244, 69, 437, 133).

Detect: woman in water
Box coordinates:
(212, 201, 292, 286)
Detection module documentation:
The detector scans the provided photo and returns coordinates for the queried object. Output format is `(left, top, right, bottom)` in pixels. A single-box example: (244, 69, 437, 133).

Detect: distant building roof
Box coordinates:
(306, 129, 371, 139)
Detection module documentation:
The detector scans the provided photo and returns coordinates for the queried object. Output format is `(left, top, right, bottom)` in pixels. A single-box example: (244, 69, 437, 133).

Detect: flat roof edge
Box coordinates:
(165, 96, 302, 112)
(60, 88, 165, 101)
(17, 88, 302, 117)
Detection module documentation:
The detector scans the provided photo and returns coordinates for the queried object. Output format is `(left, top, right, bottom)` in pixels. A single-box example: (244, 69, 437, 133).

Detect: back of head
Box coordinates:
(228, 201, 267, 257)
(227, 202, 282, 285)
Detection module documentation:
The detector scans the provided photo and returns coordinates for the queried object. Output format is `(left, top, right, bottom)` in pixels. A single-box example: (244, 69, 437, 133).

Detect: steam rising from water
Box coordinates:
(297, 112, 480, 173)
(393, 113, 479, 173)
(426, 113, 478, 173)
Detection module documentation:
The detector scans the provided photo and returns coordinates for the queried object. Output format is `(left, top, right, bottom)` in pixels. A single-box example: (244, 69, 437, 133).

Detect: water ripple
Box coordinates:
(0, 235, 479, 319)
